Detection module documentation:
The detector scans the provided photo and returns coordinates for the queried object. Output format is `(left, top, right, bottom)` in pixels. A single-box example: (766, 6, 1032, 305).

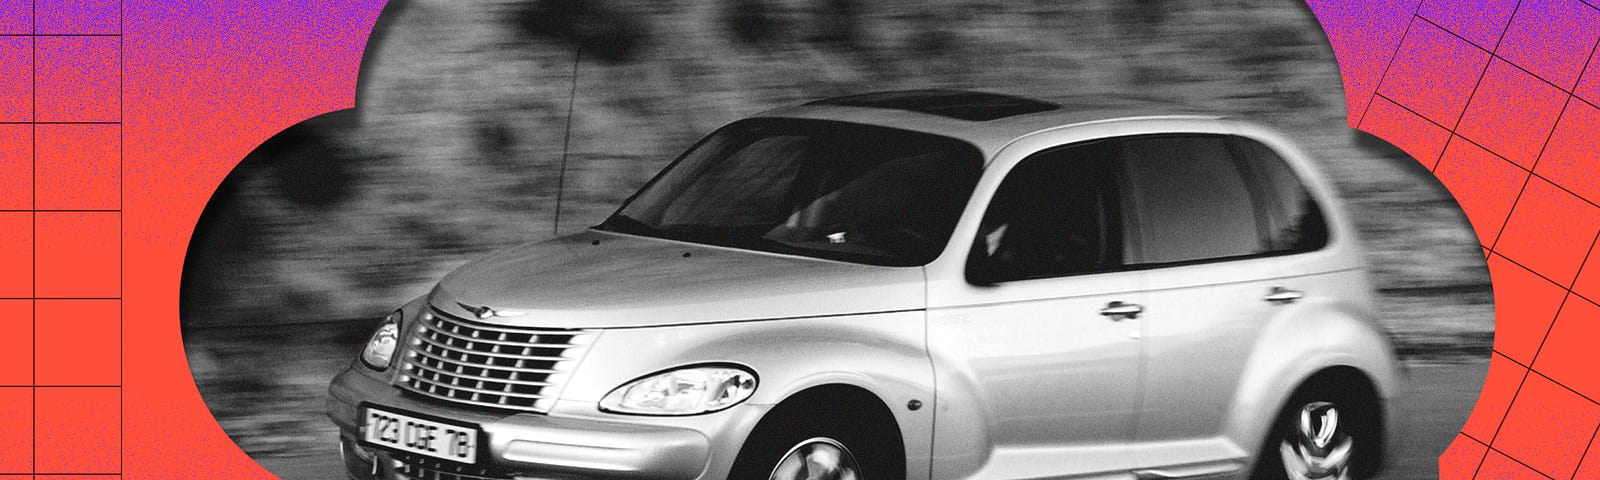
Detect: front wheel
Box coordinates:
(728, 404, 902, 480)
(768, 437, 864, 480)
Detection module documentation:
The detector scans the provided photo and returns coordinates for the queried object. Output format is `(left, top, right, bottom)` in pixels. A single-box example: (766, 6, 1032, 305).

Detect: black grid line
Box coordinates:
(0, 33, 118, 37)
(1584, 0, 1600, 15)
(1477, 348, 1537, 477)
(117, 0, 122, 470)
(28, 1, 35, 475)
(1, 385, 123, 389)
(1577, 423, 1600, 480)
(1458, 430, 1560, 479)
(0, 121, 120, 125)
(0, 296, 118, 300)
(1451, 431, 1494, 479)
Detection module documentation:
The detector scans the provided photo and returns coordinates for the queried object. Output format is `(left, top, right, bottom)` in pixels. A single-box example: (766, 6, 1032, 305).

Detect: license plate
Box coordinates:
(362, 406, 480, 464)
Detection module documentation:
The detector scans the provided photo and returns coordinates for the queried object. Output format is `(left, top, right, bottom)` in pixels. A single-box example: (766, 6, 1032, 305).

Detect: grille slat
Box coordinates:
(415, 333, 576, 361)
(404, 374, 554, 398)
(410, 365, 557, 386)
(418, 317, 574, 335)
(408, 347, 566, 375)
(424, 324, 581, 348)
(398, 308, 593, 413)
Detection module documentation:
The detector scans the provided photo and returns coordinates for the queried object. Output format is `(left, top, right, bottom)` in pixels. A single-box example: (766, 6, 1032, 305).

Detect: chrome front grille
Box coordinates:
(397, 308, 595, 413)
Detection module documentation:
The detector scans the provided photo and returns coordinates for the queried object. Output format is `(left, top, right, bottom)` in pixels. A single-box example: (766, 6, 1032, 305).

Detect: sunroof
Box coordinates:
(807, 90, 1061, 121)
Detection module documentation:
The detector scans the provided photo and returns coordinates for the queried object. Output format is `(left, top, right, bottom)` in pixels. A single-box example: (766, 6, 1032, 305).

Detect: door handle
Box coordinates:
(1099, 301, 1143, 320)
(1264, 287, 1304, 304)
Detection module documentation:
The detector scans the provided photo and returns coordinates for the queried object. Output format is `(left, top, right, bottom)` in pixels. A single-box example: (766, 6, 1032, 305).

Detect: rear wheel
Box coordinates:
(1278, 401, 1355, 480)
(1254, 378, 1382, 480)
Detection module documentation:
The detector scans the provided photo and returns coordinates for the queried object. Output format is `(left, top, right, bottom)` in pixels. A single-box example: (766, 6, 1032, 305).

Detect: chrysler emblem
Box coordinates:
(458, 302, 526, 320)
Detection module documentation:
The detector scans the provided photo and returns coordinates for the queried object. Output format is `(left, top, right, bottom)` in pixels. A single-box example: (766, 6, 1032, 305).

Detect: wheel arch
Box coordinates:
(1250, 365, 1388, 479)
(1223, 297, 1401, 474)
(732, 383, 909, 480)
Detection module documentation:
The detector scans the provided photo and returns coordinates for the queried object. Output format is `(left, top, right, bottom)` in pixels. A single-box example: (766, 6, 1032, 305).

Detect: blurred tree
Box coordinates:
(267, 130, 358, 210)
(181, 110, 359, 326)
(512, 0, 649, 63)
(726, 0, 783, 49)
(1118, 0, 1167, 37)
(810, 0, 862, 50)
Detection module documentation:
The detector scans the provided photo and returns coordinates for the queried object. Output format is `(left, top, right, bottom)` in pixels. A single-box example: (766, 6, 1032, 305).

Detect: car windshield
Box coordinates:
(598, 118, 984, 266)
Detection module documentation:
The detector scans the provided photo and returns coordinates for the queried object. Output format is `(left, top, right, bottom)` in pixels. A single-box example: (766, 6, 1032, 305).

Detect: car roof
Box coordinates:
(754, 90, 1225, 157)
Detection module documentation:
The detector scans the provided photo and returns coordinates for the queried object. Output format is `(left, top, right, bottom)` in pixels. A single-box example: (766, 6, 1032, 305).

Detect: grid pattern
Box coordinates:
(1353, 0, 1600, 478)
(0, 0, 123, 478)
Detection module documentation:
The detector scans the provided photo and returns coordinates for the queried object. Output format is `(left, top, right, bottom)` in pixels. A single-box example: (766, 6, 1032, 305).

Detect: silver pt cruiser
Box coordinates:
(327, 90, 1402, 480)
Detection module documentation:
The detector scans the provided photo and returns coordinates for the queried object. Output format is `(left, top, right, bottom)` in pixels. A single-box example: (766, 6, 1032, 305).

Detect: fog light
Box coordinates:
(340, 436, 379, 478)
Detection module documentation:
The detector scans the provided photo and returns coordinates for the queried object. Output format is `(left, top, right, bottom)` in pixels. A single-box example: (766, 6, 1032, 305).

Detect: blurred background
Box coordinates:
(179, 0, 1493, 478)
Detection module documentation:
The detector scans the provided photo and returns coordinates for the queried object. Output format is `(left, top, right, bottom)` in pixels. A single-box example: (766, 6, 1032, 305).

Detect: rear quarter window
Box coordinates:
(1230, 136, 1329, 253)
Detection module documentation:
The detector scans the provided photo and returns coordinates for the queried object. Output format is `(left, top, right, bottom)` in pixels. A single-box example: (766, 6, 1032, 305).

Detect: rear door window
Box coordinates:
(1120, 135, 1263, 265)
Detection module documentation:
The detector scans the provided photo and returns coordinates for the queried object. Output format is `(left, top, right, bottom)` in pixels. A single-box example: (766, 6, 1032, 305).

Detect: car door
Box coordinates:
(926, 139, 1145, 480)
(1117, 134, 1337, 475)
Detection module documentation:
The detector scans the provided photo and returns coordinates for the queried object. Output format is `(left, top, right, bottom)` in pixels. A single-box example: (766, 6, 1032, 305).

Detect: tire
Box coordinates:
(728, 405, 903, 480)
(1253, 380, 1382, 480)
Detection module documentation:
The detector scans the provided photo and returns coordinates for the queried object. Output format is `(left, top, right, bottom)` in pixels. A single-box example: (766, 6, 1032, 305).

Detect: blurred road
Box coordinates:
(256, 359, 1485, 480)
(1374, 360, 1489, 480)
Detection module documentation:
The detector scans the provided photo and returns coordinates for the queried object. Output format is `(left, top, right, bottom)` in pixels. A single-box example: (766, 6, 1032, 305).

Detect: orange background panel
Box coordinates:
(35, 299, 119, 386)
(0, 301, 32, 386)
(0, 387, 32, 473)
(34, 212, 118, 299)
(35, 387, 119, 474)
(0, 213, 30, 298)
(34, 36, 119, 123)
(0, 37, 31, 123)
(0, 125, 30, 210)
(35, 124, 120, 211)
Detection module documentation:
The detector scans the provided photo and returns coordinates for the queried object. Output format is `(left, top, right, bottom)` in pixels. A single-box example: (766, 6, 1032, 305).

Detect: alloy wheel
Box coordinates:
(1278, 401, 1354, 480)
(768, 437, 863, 480)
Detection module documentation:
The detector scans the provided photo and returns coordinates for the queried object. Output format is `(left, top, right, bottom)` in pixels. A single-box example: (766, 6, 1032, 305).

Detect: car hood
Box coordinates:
(428, 230, 926, 329)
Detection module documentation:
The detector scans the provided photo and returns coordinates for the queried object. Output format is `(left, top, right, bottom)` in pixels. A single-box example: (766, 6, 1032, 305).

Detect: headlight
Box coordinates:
(360, 310, 403, 371)
(599, 365, 758, 415)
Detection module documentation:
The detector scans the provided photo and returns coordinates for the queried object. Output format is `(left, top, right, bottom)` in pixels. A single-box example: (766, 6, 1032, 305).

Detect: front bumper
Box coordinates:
(328, 366, 766, 480)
